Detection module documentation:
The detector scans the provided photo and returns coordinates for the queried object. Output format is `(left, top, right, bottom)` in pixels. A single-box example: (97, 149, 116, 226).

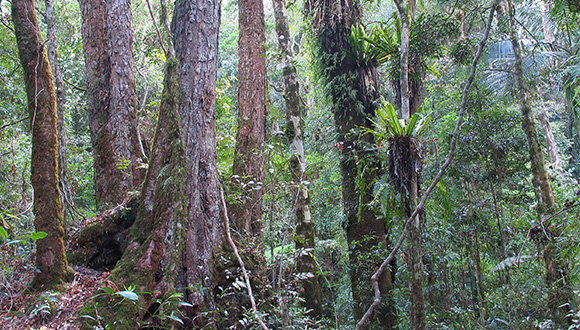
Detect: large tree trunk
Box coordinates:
(506, 2, 572, 327)
(307, 0, 397, 328)
(272, 0, 322, 317)
(82, 0, 224, 327)
(78, 0, 141, 210)
(225, 0, 269, 319)
(12, 0, 72, 291)
(230, 0, 267, 236)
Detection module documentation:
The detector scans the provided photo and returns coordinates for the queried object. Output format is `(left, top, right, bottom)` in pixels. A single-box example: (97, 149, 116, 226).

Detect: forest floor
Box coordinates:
(0, 255, 109, 330)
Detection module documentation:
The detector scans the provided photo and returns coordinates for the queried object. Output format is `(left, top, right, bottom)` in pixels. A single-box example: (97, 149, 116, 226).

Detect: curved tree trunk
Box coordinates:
(78, 0, 141, 210)
(307, 0, 397, 328)
(12, 0, 72, 291)
(272, 0, 323, 317)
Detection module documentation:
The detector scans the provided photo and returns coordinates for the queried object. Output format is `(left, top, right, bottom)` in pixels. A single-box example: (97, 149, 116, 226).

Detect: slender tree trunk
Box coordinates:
(393, 1, 426, 328)
(506, 2, 572, 327)
(538, 109, 562, 171)
(272, 0, 322, 317)
(12, 0, 72, 291)
(389, 135, 425, 330)
(44, 0, 70, 222)
(394, 0, 410, 121)
(78, 0, 141, 210)
(507, 0, 556, 215)
(307, 0, 397, 327)
(97, 0, 224, 327)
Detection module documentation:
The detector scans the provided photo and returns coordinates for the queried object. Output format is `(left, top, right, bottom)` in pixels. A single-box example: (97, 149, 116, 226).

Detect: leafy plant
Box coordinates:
(80, 286, 192, 329)
(367, 100, 431, 145)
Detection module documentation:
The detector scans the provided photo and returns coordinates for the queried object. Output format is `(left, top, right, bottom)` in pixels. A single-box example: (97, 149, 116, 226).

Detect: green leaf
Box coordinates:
(101, 287, 115, 295)
(28, 232, 47, 240)
(115, 290, 139, 300)
(0, 226, 7, 240)
(166, 314, 184, 325)
(178, 301, 194, 307)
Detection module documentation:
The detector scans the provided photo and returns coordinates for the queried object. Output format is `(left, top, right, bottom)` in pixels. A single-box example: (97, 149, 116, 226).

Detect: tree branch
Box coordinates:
(62, 76, 86, 92)
(355, 0, 500, 328)
(144, 0, 168, 57)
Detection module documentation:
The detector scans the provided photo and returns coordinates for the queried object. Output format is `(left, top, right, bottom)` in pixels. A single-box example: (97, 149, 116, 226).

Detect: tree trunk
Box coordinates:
(389, 136, 425, 330)
(84, 0, 224, 327)
(44, 0, 70, 222)
(394, 0, 410, 121)
(393, 1, 426, 327)
(307, 0, 397, 328)
(272, 0, 323, 317)
(507, 0, 556, 215)
(78, 0, 141, 210)
(538, 109, 562, 171)
(12, 0, 72, 291)
(506, 1, 572, 327)
(224, 0, 269, 319)
(230, 0, 267, 238)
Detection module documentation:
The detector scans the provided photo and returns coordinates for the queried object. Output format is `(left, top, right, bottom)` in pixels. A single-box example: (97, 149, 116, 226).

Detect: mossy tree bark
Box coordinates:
(43, 0, 70, 222)
(506, 1, 572, 327)
(98, 0, 225, 327)
(307, 0, 397, 328)
(272, 0, 323, 317)
(12, 0, 72, 291)
(78, 0, 141, 210)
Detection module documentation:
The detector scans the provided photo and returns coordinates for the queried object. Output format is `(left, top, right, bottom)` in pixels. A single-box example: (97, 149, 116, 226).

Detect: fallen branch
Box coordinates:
(355, 1, 500, 328)
(219, 186, 269, 330)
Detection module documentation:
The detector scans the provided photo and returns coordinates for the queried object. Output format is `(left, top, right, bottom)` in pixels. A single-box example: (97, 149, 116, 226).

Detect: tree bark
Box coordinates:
(307, 0, 397, 327)
(78, 0, 141, 210)
(43, 0, 70, 222)
(538, 109, 562, 171)
(222, 0, 269, 319)
(95, 0, 224, 326)
(12, 0, 72, 290)
(389, 135, 425, 330)
(230, 0, 267, 238)
(272, 0, 323, 317)
(506, 1, 572, 327)
(392, 1, 426, 327)
(393, 0, 410, 121)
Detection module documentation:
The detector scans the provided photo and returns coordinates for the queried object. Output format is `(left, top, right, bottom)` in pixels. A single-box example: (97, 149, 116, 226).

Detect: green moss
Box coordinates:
(77, 222, 105, 246)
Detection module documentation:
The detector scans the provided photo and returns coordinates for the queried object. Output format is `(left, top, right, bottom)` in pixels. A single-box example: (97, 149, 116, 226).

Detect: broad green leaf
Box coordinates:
(166, 314, 184, 324)
(28, 232, 47, 240)
(101, 287, 115, 295)
(116, 290, 139, 300)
